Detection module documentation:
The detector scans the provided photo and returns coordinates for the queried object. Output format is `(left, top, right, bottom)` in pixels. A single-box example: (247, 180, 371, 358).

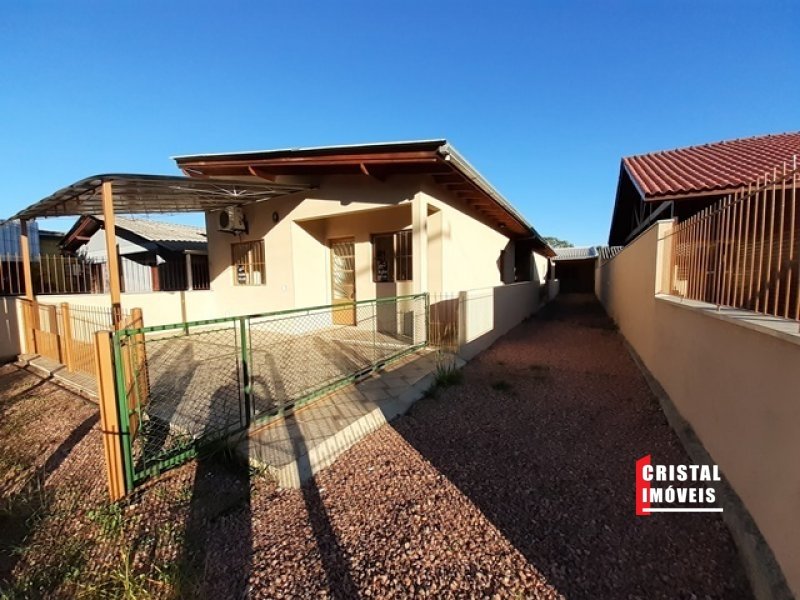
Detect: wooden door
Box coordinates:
(330, 238, 356, 325)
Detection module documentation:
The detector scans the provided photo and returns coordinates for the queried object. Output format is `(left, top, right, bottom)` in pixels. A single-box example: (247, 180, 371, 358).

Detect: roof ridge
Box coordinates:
(626, 131, 800, 160)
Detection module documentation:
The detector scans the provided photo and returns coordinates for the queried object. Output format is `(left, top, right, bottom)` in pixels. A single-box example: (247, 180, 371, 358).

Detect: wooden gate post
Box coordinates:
(131, 308, 149, 404)
(60, 303, 74, 371)
(45, 304, 61, 362)
(21, 299, 35, 354)
(94, 330, 127, 501)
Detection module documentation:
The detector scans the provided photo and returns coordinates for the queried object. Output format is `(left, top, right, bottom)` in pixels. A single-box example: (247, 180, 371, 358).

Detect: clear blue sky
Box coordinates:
(1, 1, 798, 245)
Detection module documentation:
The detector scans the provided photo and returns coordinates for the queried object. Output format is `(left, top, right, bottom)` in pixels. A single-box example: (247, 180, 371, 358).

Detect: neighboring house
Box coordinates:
(38, 229, 63, 255)
(173, 140, 554, 319)
(551, 246, 623, 293)
(0, 220, 43, 296)
(0, 219, 41, 256)
(552, 246, 598, 293)
(608, 131, 800, 245)
(61, 215, 209, 292)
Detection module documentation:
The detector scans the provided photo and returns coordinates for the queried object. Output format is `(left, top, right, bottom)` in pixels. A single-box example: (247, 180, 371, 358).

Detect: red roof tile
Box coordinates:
(623, 132, 800, 200)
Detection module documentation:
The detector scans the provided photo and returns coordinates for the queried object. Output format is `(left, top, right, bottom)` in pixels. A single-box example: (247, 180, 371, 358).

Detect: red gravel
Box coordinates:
(1, 295, 753, 599)
(395, 294, 752, 599)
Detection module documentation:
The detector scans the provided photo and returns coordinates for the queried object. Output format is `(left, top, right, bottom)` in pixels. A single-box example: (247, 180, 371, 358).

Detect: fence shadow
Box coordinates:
(285, 413, 359, 599)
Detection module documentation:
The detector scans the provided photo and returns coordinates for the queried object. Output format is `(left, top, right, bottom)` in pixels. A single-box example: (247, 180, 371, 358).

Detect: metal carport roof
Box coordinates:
(5, 174, 312, 222)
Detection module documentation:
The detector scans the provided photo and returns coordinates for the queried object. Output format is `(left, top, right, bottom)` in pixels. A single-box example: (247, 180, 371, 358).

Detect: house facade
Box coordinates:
(174, 140, 553, 318)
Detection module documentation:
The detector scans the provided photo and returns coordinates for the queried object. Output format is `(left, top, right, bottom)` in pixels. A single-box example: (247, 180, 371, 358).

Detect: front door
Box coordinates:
(330, 238, 356, 325)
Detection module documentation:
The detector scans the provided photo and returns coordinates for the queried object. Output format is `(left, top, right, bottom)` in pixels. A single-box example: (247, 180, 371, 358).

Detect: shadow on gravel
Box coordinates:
(175, 450, 252, 598)
(171, 378, 254, 598)
(286, 404, 359, 598)
(394, 294, 753, 599)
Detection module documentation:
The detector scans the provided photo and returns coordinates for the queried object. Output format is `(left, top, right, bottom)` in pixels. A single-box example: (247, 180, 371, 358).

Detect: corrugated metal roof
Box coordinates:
(96, 215, 206, 244)
(623, 131, 800, 200)
(552, 246, 598, 261)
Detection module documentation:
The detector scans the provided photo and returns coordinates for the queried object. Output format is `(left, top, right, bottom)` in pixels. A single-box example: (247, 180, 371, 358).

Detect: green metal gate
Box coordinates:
(112, 293, 428, 490)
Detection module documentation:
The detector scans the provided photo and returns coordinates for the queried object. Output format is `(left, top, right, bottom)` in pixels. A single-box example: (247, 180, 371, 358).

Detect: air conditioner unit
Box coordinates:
(218, 206, 246, 233)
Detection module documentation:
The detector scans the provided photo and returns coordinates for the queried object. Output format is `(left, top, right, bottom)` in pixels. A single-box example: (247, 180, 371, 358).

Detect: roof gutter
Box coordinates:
(436, 143, 553, 256)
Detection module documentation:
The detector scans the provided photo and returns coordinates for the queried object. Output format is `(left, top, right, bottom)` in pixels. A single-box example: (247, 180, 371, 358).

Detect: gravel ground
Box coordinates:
(0, 294, 752, 599)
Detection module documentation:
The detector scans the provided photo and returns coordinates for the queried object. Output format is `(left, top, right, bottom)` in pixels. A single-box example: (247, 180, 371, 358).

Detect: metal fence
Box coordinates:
(112, 293, 428, 487)
(0, 253, 210, 296)
(665, 159, 800, 321)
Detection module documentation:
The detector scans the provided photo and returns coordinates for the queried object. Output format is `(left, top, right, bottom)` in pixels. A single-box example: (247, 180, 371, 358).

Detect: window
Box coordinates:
(372, 230, 412, 282)
(231, 240, 265, 285)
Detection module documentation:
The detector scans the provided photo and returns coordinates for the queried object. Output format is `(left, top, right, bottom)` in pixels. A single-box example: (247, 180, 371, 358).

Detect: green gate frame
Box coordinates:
(111, 293, 429, 491)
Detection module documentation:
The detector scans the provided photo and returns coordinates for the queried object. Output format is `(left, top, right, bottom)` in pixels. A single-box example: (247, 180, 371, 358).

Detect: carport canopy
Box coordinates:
(6, 173, 312, 220)
(6, 173, 313, 327)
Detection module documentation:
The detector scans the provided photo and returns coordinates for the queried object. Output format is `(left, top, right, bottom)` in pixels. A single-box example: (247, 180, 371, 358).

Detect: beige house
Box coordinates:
(173, 140, 554, 330)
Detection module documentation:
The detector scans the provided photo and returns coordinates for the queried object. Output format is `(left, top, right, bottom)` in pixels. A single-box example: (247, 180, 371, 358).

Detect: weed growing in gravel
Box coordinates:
(1, 537, 88, 599)
(88, 502, 124, 539)
(434, 351, 463, 387)
(425, 350, 463, 398)
(491, 380, 513, 393)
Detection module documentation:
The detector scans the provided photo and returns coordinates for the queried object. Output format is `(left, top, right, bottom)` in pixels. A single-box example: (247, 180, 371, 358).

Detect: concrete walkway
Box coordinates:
(16, 354, 98, 399)
(239, 349, 459, 488)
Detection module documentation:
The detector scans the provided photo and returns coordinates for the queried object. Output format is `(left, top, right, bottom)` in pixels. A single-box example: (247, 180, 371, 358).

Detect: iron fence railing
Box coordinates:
(112, 293, 428, 487)
(664, 159, 800, 321)
(0, 253, 210, 296)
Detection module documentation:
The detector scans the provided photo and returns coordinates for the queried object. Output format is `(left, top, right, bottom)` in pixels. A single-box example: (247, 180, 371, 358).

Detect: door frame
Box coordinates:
(329, 236, 356, 325)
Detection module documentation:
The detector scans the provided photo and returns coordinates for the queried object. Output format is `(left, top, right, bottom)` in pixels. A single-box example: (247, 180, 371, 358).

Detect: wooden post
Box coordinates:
(44, 303, 61, 362)
(94, 330, 127, 501)
(101, 181, 123, 329)
(60, 303, 74, 371)
(185, 253, 193, 291)
(21, 300, 35, 354)
(19, 219, 34, 301)
(131, 307, 149, 414)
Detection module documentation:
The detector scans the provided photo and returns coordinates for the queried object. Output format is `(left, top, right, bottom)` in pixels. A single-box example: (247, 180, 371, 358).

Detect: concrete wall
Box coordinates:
(596, 219, 800, 598)
(36, 290, 218, 327)
(436, 280, 541, 361)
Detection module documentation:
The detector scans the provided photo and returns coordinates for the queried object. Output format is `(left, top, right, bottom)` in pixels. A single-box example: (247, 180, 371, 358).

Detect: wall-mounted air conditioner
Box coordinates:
(218, 206, 247, 234)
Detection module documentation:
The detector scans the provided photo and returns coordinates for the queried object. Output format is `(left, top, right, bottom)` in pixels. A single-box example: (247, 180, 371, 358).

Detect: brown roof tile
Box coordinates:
(623, 131, 800, 200)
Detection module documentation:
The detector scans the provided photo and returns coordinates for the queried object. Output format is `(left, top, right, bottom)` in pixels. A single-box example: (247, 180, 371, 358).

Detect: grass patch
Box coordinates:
(1, 537, 88, 600)
(87, 502, 125, 540)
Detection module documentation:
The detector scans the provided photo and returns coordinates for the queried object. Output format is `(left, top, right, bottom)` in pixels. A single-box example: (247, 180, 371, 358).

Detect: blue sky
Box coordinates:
(1, 1, 798, 245)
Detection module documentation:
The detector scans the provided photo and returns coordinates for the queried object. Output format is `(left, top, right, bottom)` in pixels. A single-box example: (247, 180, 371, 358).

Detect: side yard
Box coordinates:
(0, 295, 752, 599)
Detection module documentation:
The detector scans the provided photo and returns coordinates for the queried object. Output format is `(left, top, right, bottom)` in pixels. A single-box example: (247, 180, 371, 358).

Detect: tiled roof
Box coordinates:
(553, 246, 598, 261)
(623, 131, 800, 200)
